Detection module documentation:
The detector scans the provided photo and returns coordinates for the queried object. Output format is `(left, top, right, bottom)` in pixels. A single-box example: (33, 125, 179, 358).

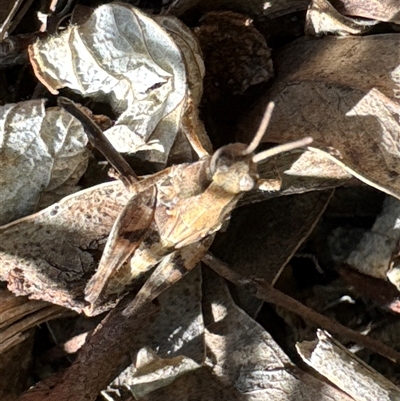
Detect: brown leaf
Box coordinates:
(201, 269, 354, 400)
(100, 268, 205, 399)
(0, 181, 130, 313)
(334, 0, 400, 24)
(213, 190, 333, 315)
(297, 330, 400, 400)
(240, 35, 400, 199)
(194, 11, 273, 103)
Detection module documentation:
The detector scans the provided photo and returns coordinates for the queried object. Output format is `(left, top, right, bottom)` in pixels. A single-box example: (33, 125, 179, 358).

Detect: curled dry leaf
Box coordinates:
(29, 3, 206, 165)
(117, 348, 200, 399)
(297, 329, 400, 401)
(240, 34, 400, 199)
(306, 0, 379, 36)
(0, 99, 89, 225)
(0, 180, 130, 313)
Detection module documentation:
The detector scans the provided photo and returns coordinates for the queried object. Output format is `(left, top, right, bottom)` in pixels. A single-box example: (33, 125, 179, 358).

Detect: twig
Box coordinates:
(202, 252, 400, 364)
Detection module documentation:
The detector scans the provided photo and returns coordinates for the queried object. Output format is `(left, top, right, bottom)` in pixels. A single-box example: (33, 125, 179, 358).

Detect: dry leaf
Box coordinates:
(140, 367, 243, 401)
(240, 35, 400, 199)
(213, 191, 333, 316)
(201, 269, 354, 400)
(29, 3, 205, 165)
(109, 348, 200, 399)
(334, 0, 400, 24)
(345, 196, 400, 287)
(306, 0, 379, 36)
(194, 11, 273, 103)
(0, 180, 130, 313)
(105, 268, 204, 398)
(0, 99, 89, 225)
(297, 330, 400, 401)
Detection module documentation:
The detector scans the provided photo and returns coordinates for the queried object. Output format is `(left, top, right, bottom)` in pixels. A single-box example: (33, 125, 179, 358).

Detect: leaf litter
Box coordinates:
(1, 1, 400, 400)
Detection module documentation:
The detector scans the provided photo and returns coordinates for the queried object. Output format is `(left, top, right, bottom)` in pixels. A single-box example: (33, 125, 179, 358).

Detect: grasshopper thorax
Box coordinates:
(209, 143, 258, 195)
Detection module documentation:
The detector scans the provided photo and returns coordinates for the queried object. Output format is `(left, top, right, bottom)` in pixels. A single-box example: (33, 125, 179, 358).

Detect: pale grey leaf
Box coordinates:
(0, 100, 89, 224)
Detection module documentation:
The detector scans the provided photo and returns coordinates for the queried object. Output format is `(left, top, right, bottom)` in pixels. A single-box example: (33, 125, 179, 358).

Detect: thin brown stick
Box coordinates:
(58, 97, 139, 189)
(202, 252, 400, 364)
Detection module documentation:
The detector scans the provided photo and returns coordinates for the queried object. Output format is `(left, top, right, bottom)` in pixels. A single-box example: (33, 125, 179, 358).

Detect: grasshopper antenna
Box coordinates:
(253, 137, 313, 163)
(240, 101, 312, 162)
(242, 102, 275, 155)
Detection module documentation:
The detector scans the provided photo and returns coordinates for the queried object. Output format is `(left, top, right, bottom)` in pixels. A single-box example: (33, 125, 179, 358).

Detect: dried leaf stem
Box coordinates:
(202, 253, 400, 364)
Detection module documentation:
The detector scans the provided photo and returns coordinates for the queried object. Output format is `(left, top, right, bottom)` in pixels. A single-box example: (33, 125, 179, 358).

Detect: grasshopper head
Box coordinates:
(209, 103, 313, 195)
(210, 143, 258, 194)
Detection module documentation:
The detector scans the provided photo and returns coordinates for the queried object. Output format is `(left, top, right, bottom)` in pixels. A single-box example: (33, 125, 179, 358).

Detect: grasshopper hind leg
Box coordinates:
(122, 235, 215, 316)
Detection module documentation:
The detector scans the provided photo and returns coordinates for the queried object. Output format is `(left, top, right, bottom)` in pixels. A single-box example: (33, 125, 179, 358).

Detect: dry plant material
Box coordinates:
(203, 253, 400, 364)
(345, 196, 400, 288)
(29, 3, 208, 165)
(118, 348, 201, 399)
(105, 268, 204, 398)
(0, 288, 67, 353)
(194, 11, 273, 103)
(306, 0, 379, 36)
(18, 296, 160, 401)
(0, 99, 89, 224)
(0, 0, 26, 40)
(200, 269, 354, 401)
(0, 180, 131, 313)
(333, 0, 400, 23)
(1, 3, 400, 400)
(165, 0, 310, 19)
(297, 330, 400, 401)
(241, 35, 400, 199)
(139, 368, 245, 401)
(213, 190, 334, 316)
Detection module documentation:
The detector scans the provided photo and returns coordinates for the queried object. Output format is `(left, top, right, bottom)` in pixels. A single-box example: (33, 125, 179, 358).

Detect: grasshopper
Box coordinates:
(59, 98, 312, 316)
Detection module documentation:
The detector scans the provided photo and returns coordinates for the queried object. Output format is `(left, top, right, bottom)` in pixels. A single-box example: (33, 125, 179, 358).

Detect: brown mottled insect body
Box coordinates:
(59, 97, 312, 316)
(85, 151, 250, 305)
